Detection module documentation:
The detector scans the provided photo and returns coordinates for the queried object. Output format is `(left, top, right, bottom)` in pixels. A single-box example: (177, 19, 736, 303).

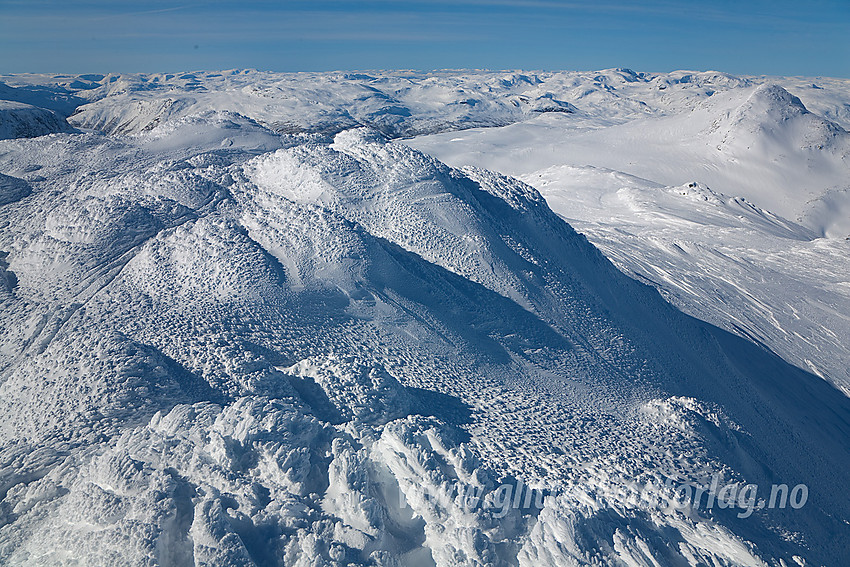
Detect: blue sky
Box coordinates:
(1, 0, 849, 77)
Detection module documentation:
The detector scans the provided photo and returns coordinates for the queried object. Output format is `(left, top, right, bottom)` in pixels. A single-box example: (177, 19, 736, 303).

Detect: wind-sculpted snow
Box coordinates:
(0, 71, 849, 566)
(0, 174, 31, 207)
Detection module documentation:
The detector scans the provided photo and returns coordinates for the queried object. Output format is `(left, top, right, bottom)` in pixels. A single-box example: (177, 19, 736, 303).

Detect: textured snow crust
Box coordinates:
(0, 70, 848, 566)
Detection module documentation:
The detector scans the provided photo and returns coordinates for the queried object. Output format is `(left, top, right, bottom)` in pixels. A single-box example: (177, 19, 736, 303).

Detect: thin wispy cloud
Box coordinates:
(90, 4, 196, 21)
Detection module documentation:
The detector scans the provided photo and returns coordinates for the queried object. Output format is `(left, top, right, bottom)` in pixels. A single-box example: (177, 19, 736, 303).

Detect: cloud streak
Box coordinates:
(90, 4, 196, 21)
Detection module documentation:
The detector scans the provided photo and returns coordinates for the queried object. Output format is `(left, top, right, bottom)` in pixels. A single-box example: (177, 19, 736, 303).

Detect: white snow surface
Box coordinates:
(0, 69, 849, 566)
(408, 71, 850, 396)
(0, 101, 74, 140)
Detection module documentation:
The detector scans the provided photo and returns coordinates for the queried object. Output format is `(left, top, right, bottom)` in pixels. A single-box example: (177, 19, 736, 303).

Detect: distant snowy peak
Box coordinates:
(71, 97, 196, 136)
(512, 93, 577, 114)
(708, 83, 848, 152)
(0, 100, 74, 140)
(739, 83, 809, 119)
(653, 70, 751, 90)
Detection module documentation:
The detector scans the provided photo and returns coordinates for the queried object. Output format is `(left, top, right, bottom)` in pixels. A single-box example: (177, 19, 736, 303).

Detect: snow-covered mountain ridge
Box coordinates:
(0, 69, 849, 566)
(3, 68, 846, 137)
(407, 71, 850, 396)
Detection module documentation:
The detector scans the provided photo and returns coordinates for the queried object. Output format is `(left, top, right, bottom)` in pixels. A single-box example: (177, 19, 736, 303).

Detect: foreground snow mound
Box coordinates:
(0, 100, 74, 140)
(0, 116, 849, 566)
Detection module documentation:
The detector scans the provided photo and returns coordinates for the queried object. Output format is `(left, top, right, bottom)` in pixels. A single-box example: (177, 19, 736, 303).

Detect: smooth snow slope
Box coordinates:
(0, 70, 848, 566)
